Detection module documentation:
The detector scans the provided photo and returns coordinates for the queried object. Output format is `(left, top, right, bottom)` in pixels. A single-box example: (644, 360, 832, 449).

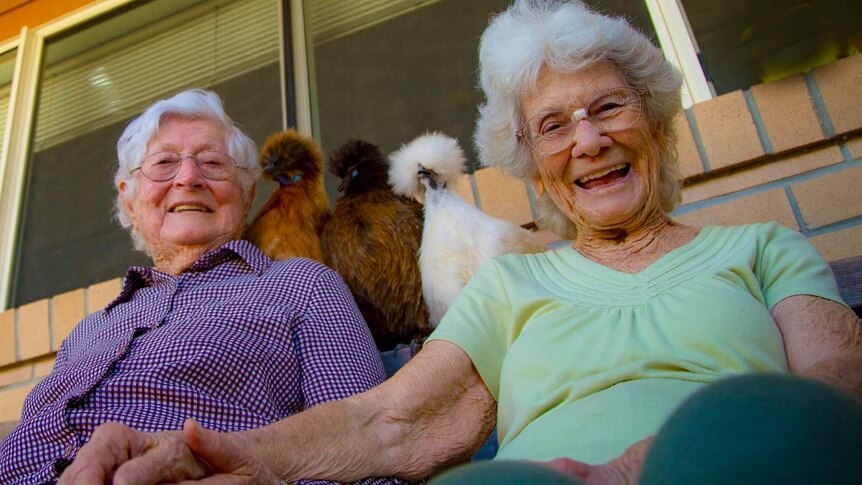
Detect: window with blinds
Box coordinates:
(11, 0, 284, 307)
(34, 0, 280, 151)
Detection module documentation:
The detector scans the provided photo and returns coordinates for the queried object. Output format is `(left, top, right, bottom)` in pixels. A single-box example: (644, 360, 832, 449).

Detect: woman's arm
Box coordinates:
(239, 339, 496, 482)
(772, 294, 862, 401)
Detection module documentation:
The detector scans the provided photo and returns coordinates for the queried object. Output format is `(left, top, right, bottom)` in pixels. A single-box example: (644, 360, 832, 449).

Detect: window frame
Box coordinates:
(643, 0, 713, 107)
(0, 26, 43, 311)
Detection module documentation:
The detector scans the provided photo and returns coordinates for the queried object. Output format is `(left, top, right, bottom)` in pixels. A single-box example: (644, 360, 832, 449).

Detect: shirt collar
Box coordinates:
(189, 239, 271, 275)
(102, 239, 272, 313)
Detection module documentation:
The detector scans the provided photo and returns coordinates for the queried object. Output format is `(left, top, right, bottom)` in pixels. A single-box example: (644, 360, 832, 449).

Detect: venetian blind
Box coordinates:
(307, 0, 442, 44)
(33, 0, 279, 151)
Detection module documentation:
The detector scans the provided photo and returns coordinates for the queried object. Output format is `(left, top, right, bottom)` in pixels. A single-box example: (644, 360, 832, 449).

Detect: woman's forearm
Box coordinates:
(799, 351, 862, 402)
(236, 341, 496, 482)
(235, 395, 398, 481)
(773, 295, 862, 402)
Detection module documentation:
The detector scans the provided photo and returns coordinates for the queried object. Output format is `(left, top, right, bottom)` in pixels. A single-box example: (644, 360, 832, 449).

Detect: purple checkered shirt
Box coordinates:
(0, 240, 400, 484)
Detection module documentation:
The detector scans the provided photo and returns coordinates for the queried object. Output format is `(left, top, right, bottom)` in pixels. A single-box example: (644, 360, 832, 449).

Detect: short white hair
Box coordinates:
(114, 89, 261, 251)
(474, 0, 683, 238)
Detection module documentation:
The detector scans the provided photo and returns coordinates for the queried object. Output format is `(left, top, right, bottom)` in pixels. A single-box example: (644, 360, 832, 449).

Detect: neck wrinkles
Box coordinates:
(573, 209, 692, 273)
(150, 237, 234, 275)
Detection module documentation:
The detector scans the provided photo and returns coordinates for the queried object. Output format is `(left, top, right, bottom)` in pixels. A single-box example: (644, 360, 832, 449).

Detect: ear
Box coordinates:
(119, 180, 136, 219)
(244, 183, 256, 214)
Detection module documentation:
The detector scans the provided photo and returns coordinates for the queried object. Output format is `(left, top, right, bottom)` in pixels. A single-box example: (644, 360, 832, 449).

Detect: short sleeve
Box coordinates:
(755, 223, 845, 310)
(294, 269, 386, 409)
(427, 258, 515, 399)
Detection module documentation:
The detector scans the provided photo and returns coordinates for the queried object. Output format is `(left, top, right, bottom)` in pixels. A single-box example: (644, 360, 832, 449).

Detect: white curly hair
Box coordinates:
(474, 0, 684, 238)
(114, 89, 261, 251)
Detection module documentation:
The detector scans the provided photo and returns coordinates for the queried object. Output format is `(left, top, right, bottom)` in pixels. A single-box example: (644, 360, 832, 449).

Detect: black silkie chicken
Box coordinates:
(321, 140, 431, 351)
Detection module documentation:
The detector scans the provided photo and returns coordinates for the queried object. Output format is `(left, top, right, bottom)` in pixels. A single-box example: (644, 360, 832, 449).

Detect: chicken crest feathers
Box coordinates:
(260, 129, 325, 181)
(328, 140, 383, 177)
(328, 140, 390, 194)
(388, 132, 466, 198)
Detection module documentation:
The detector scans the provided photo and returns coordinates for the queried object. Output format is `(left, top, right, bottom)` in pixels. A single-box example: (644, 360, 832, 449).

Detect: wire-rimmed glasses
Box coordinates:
(130, 151, 245, 182)
(517, 86, 646, 155)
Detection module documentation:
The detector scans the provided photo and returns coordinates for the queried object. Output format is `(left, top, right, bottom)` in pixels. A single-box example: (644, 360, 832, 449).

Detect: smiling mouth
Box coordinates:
(170, 205, 213, 213)
(575, 163, 631, 189)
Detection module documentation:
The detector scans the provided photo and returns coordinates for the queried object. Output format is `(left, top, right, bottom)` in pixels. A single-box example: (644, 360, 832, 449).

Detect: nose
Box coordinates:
(569, 118, 613, 158)
(172, 156, 205, 187)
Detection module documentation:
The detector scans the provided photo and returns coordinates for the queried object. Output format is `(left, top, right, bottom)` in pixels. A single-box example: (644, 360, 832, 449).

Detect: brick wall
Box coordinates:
(0, 279, 121, 421)
(1, 54, 860, 421)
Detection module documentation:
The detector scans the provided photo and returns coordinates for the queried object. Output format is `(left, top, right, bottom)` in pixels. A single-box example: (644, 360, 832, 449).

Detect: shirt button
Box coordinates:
(64, 442, 75, 457)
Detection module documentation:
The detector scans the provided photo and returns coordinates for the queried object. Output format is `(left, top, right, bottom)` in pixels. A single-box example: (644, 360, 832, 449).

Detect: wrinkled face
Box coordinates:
(522, 62, 662, 234)
(119, 118, 253, 257)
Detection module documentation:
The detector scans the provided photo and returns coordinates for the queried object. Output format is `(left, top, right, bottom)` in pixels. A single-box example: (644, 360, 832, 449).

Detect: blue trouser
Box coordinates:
(430, 374, 862, 484)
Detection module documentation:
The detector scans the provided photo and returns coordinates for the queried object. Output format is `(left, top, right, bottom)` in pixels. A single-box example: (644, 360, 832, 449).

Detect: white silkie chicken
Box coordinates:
(389, 132, 548, 326)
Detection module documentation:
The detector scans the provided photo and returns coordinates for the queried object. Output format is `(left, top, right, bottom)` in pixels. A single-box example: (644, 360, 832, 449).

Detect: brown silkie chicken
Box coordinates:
(245, 129, 330, 263)
(321, 140, 430, 351)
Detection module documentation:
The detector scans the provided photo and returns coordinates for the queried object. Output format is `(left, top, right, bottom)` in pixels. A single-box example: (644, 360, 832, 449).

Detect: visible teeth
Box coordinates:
(577, 163, 628, 184)
(172, 205, 208, 213)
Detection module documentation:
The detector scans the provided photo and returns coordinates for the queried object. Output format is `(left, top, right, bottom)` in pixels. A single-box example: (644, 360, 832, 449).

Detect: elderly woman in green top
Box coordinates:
(61, 1, 861, 484)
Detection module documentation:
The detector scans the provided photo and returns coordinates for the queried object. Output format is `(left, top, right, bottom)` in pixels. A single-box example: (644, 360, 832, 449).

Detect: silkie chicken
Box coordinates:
(321, 140, 431, 351)
(245, 129, 330, 263)
(389, 132, 548, 326)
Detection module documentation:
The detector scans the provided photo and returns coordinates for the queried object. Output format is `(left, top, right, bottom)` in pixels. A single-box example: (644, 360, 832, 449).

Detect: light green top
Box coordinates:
(429, 223, 845, 464)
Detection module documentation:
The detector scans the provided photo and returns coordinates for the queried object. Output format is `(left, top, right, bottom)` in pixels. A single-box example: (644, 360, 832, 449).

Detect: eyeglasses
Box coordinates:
(517, 87, 646, 155)
(131, 151, 245, 182)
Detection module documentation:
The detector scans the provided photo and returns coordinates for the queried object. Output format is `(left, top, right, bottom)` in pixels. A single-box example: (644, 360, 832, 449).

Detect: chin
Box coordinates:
(163, 231, 226, 248)
(575, 191, 646, 220)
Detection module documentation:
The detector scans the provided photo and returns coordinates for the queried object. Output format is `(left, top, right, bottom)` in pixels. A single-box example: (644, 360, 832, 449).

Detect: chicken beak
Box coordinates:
(417, 164, 443, 190)
(264, 156, 279, 175)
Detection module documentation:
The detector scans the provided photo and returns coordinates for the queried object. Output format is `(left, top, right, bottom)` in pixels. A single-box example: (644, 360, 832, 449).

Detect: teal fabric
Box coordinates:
(640, 374, 862, 485)
(429, 460, 584, 485)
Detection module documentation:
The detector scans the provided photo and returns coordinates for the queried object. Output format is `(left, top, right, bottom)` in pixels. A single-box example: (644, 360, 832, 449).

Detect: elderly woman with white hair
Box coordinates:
(0, 89, 394, 484)
(61, 2, 861, 484)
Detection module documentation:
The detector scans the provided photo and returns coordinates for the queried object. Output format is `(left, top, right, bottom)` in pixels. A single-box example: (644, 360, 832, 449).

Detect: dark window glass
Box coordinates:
(305, 0, 658, 199)
(681, 0, 862, 95)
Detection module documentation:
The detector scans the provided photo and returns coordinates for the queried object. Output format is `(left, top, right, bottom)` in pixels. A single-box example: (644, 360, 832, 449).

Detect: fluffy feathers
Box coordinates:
(389, 132, 548, 325)
(388, 132, 465, 200)
(245, 129, 330, 262)
(321, 140, 430, 350)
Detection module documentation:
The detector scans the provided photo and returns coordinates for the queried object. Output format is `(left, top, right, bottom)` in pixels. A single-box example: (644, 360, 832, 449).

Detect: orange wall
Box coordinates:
(0, 0, 97, 43)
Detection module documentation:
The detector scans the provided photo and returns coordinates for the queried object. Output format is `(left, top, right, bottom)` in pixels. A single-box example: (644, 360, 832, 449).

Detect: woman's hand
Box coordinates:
(182, 419, 280, 483)
(58, 420, 278, 485)
(57, 422, 208, 485)
(538, 436, 655, 485)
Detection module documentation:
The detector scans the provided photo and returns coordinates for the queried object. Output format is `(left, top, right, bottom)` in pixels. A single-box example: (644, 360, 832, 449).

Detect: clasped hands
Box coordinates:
(58, 420, 651, 485)
(57, 420, 278, 485)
